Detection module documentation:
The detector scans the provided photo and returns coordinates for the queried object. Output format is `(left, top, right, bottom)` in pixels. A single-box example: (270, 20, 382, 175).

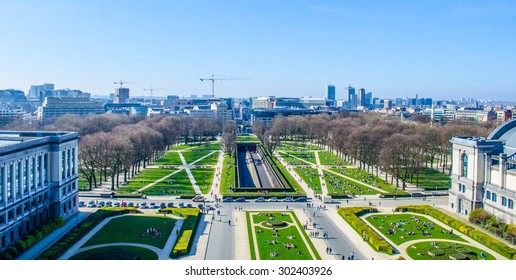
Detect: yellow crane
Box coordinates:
(143, 87, 165, 98)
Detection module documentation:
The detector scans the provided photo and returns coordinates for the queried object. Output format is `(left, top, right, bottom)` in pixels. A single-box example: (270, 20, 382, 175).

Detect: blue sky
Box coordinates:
(1, 0, 515, 101)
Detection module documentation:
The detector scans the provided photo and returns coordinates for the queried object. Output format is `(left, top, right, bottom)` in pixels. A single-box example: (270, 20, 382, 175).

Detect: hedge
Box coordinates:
(0, 216, 65, 260)
(170, 209, 202, 258)
(337, 207, 395, 254)
(36, 208, 139, 260)
(395, 205, 516, 260)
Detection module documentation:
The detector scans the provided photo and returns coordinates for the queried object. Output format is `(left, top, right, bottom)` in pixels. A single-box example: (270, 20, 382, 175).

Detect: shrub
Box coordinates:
(170, 209, 201, 258)
(395, 205, 516, 259)
(338, 207, 395, 255)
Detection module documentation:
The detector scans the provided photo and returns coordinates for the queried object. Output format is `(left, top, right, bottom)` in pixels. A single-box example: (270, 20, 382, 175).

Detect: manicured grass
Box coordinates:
(154, 151, 182, 165)
(248, 211, 319, 260)
(83, 216, 176, 248)
(172, 142, 220, 151)
(279, 152, 311, 166)
(191, 168, 215, 194)
(406, 241, 496, 260)
(293, 167, 322, 194)
(410, 168, 451, 190)
(220, 154, 236, 194)
(317, 151, 350, 166)
(182, 151, 212, 164)
(119, 168, 177, 194)
(329, 167, 407, 195)
(194, 151, 220, 166)
(365, 213, 464, 245)
(121, 169, 196, 195)
(70, 245, 159, 260)
(280, 142, 322, 151)
(287, 151, 317, 165)
(324, 170, 379, 195)
(237, 134, 260, 143)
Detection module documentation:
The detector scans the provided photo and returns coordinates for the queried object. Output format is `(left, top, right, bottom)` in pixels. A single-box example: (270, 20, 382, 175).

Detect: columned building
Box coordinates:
(0, 131, 79, 252)
(450, 119, 516, 223)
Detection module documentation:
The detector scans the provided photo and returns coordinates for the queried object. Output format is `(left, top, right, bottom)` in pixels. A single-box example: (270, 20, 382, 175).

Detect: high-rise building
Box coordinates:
(116, 88, 130, 104)
(346, 86, 357, 109)
(326, 85, 336, 102)
(358, 88, 366, 107)
(37, 97, 104, 121)
(365, 92, 372, 107)
(0, 131, 79, 252)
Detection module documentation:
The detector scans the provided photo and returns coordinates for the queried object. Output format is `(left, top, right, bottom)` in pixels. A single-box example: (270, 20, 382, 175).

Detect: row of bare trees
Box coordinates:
(4, 113, 222, 190)
(254, 113, 495, 189)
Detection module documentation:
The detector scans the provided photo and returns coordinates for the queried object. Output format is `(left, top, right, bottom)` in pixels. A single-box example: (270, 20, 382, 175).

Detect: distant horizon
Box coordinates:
(1, 1, 515, 101)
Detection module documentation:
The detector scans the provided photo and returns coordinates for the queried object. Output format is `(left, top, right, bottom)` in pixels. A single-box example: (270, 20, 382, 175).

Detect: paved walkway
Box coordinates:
(314, 151, 328, 196)
(59, 212, 185, 260)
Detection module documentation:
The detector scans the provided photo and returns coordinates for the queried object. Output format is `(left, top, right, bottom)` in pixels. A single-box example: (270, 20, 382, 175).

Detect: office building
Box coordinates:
(37, 97, 104, 121)
(358, 88, 366, 107)
(28, 84, 54, 100)
(327, 85, 336, 104)
(346, 86, 357, 109)
(0, 131, 79, 252)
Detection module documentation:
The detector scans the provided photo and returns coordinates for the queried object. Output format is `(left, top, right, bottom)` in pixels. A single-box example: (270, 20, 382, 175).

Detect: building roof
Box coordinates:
(488, 119, 516, 150)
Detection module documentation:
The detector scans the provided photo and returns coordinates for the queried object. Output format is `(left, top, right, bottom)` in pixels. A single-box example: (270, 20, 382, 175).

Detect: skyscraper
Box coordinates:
(346, 86, 357, 109)
(326, 85, 336, 101)
(358, 88, 366, 107)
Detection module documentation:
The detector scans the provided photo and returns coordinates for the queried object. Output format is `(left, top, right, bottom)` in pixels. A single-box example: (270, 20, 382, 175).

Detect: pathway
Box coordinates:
(59, 213, 185, 260)
(314, 151, 328, 196)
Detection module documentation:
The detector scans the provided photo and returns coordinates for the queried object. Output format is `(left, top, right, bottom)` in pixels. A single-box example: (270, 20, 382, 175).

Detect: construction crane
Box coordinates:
(143, 87, 165, 99)
(114, 80, 132, 89)
(200, 74, 251, 97)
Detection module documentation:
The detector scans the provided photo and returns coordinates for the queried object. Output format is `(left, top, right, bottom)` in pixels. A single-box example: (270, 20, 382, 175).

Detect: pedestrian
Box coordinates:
(379, 201, 381, 206)
(346, 200, 349, 204)
(228, 220, 231, 226)
(176, 229, 179, 235)
(364, 197, 366, 201)
(286, 205, 289, 210)
(342, 255, 345, 260)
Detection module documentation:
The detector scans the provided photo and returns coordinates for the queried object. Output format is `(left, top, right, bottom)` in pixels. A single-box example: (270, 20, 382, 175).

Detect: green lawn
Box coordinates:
(279, 152, 311, 166)
(410, 168, 451, 190)
(172, 142, 220, 151)
(119, 168, 177, 194)
(154, 151, 182, 165)
(365, 213, 464, 245)
(330, 167, 406, 195)
(182, 151, 212, 164)
(293, 167, 322, 194)
(248, 211, 320, 260)
(324, 170, 379, 195)
(194, 151, 220, 166)
(119, 169, 196, 195)
(406, 241, 496, 260)
(191, 168, 215, 194)
(317, 151, 350, 166)
(220, 154, 236, 194)
(237, 134, 260, 143)
(82, 216, 176, 248)
(287, 151, 317, 165)
(70, 245, 159, 260)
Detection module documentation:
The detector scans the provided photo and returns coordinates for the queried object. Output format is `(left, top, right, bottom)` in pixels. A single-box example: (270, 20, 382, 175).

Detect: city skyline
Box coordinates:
(1, 1, 515, 101)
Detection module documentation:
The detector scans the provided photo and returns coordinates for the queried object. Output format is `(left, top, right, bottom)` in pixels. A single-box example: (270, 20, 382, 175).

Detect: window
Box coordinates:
(15, 162, 20, 197)
(23, 159, 28, 194)
(461, 153, 468, 177)
(43, 154, 48, 184)
(7, 164, 12, 200)
(67, 149, 71, 177)
(486, 191, 491, 200)
(37, 156, 41, 187)
(0, 166, 3, 204)
(71, 148, 76, 175)
(463, 185, 467, 193)
(502, 197, 507, 206)
(61, 151, 66, 180)
(509, 199, 514, 209)
(492, 193, 498, 202)
(30, 158, 35, 190)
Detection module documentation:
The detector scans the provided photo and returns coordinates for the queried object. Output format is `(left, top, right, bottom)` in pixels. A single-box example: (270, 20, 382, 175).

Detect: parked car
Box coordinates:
(282, 197, 294, 202)
(167, 202, 174, 208)
(97, 201, 105, 207)
(120, 201, 127, 207)
(223, 197, 234, 202)
(206, 205, 216, 211)
(79, 201, 85, 207)
(235, 197, 246, 203)
(113, 202, 121, 207)
(160, 202, 166, 209)
(197, 203, 204, 209)
(192, 195, 206, 202)
(295, 197, 307, 202)
(186, 203, 193, 208)
(127, 202, 135, 207)
(269, 197, 278, 202)
(87, 201, 96, 208)
(105, 201, 113, 207)
(149, 202, 158, 209)
(178, 202, 184, 208)
(254, 197, 265, 202)
(140, 202, 148, 209)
